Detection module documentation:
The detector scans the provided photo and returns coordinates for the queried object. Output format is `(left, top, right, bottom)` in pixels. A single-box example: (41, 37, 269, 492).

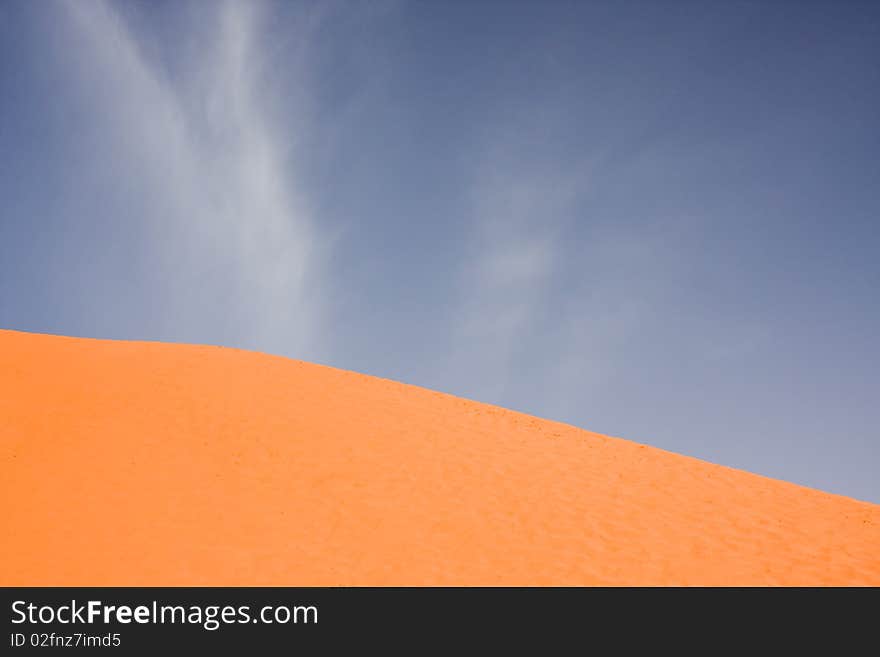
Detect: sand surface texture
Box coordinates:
(2, 329, 878, 585)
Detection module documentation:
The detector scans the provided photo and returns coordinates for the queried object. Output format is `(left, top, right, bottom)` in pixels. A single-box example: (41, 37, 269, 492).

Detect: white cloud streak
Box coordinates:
(450, 153, 585, 405)
(448, 140, 692, 422)
(60, 0, 325, 357)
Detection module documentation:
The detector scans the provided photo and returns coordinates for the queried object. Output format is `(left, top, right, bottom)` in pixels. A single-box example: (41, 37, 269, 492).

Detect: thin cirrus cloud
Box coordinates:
(450, 145, 584, 406)
(56, 0, 326, 358)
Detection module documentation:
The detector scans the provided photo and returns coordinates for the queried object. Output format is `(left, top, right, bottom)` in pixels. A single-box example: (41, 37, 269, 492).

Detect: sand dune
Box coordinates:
(1, 329, 877, 585)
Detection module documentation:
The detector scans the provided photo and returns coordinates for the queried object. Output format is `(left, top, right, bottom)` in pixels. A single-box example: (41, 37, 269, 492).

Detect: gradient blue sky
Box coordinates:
(2, 0, 878, 502)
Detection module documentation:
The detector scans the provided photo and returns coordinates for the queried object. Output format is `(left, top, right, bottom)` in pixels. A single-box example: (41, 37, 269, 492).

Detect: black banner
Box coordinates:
(1, 587, 874, 651)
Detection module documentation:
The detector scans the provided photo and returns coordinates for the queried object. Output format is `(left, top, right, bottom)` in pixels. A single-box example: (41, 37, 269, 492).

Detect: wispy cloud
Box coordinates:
(447, 132, 698, 421)
(59, 0, 326, 357)
(449, 140, 587, 406)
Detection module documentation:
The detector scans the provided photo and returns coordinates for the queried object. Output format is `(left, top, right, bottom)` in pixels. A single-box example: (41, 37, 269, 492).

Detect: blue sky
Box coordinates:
(1, 0, 878, 502)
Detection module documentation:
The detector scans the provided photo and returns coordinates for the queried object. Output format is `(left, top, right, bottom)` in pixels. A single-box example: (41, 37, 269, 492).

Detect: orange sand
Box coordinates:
(1, 329, 878, 586)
